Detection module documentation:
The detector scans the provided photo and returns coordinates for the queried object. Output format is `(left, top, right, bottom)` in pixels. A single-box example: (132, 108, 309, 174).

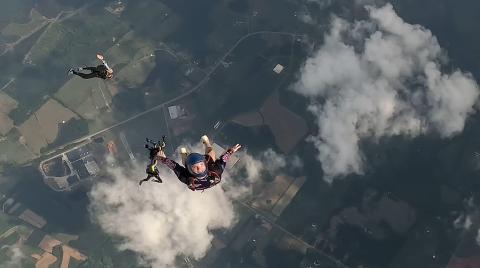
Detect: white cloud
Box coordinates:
(89, 161, 235, 268)
(1, 245, 26, 268)
(260, 149, 287, 173)
(291, 155, 304, 169)
(453, 213, 473, 230)
(293, 4, 479, 181)
(299, 13, 315, 25)
(221, 152, 263, 200)
(89, 145, 288, 268)
(354, 0, 386, 6)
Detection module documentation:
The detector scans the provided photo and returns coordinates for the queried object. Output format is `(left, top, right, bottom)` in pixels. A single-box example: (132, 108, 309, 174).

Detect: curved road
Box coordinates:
(41, 31, 305, 159)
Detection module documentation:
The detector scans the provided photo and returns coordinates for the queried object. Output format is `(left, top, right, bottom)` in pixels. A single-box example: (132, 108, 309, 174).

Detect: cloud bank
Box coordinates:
(293, 4, 479, 181)
(89, 146, 290, 268)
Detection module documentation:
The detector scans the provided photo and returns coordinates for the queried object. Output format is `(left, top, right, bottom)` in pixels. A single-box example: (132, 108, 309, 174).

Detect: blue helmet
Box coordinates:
(185, 153, 207, 177)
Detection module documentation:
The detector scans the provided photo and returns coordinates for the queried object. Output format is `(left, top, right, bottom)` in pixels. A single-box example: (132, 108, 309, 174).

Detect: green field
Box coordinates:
(0, 129, 34, 164)
(1, 9, 48, 39)
(0, 214, 17, 235)
(3, 6, 130, 127)
(0, 0, 34, 29)
(28, 9, 130, 66)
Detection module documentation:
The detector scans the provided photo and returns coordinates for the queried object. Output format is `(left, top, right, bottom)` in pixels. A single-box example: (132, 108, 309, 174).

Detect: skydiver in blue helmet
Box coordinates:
(152, 135, 241, 191)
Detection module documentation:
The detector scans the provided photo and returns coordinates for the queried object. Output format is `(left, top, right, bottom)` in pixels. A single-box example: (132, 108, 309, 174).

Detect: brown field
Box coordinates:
(18, 209, 47, 229)
(251, 175, 295, 212)
(52, 233, 78, 244)
(61, 245, 87, 268)
(31, 253, 42, 260)
(260, 91, 308, 153)
(38, 235, 61, 253)
(35, 99, 78, 143)
(17, 116, 48, 155)
(0, 92, 18, 114)
(272, 177, 306, 216)
(231, 91, 308, 153)
(0, 113, 14, 136)
(35, 252, 57, 268)
(17, 98, 77, 154)
(231, 111, 263, 127)
(55, 77, 100, 120)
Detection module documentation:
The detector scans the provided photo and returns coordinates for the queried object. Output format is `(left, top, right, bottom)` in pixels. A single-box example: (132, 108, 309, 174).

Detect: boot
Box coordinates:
(201, 135, 211, 147)
(180, 147, 189, 166)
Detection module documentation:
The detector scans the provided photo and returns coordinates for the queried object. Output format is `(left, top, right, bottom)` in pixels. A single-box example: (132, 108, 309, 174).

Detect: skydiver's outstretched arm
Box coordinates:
(213, 144, 242, 173)
(154, 153, 193, 187)
(97, 54, 113, 72)
(157, 149, 166, 158)
(155, 155, 183, 174)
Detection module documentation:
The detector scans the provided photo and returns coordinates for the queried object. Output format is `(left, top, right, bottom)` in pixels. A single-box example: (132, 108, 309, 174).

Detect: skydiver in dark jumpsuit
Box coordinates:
(68, 54, 114, 80)
(139, 159, 162, 185)
(139, 137, 166, 185)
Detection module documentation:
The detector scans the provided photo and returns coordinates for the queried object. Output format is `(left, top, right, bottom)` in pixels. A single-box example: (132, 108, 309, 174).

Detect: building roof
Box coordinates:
(53, 177, 68, 190)
(168, 105, 181, 119)
(84, 158, 99, 176)
(273, 64, 284, 74)
(18, 209, 47, 229)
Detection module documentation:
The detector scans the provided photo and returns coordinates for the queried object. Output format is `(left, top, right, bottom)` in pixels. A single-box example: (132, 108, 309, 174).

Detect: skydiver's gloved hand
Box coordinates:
(229, 144, 242, 154)
(97, 54, 114, 79)
(156, 149, 166, 159)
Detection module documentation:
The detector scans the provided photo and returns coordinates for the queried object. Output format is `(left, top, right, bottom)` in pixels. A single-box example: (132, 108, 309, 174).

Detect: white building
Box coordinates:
(84, 159, 100, 176)
(273, 64, 284, 74)
(168, 105, 186, 119)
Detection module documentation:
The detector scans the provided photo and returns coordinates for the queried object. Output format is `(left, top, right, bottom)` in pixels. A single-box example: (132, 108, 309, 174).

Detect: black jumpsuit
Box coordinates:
(72, 65, 109, 80)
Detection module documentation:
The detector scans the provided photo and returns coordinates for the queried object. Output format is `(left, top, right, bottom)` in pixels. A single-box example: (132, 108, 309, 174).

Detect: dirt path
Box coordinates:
(0, 226, 18, 239)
